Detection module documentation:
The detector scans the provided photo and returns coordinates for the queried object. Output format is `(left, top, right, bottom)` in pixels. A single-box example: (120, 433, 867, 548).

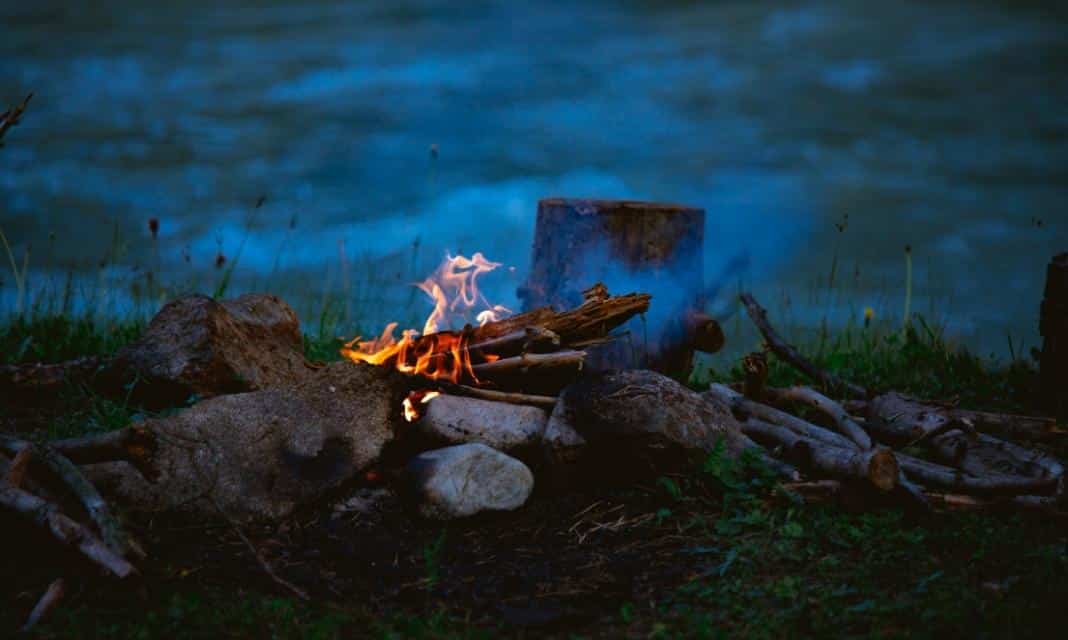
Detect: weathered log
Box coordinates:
(740, 418, 898, 491)
(0, 482, 136, 578)
(705, 384, 857, 450)
(736, 434, 802, 481)
(739, 293, 868, 399)
(764, 386, 872, 450)
(863, 393, 1062, 443)
(928, 432, 1064, 481)
(518, 198, 706, 373)
(924, 492, 1064, 517)
(1040, 252, 1068, 419)
(896, 452, 1058, 497)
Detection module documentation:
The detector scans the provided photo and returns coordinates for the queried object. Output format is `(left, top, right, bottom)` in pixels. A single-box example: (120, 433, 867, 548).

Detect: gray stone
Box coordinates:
(108, 293, 309, 407)
(407, 444, 534, 519)
(88, 362, 404, 521)
(416, 394, 548, 456)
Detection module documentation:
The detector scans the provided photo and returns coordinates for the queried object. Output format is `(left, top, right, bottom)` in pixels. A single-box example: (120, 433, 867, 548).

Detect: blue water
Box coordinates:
(1, 0, 1066, 356)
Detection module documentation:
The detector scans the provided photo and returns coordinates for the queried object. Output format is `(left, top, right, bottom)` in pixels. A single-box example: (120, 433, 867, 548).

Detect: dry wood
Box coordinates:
(468, 327, 561, 357)
(705, 384, 856, 450)
(928, 431, 1064, 482)
(475, 284, 651, 346)
(947, 408, 1063, 441)
(51, 425, 159, 481)
(686, 311, 725, 354)
(449, 385, 558, 409)
(0, 435, 137, 558)
(741, 418, 898, 491)
(741, 352, 769, 402)
(21, 578, 65, 632)
(470, 350, 586, 377)
(764, 386, 872, 450)
(739, 293, 868, 399)
(0, 482, 135, 578)
(865, 392, 965, 445)
(897, 452, 1058, 497)
(924, 492, 1064, 517)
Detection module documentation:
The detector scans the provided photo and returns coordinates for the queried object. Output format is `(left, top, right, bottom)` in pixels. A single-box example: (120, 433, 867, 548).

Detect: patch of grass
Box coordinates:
(0, 315, 143, 365)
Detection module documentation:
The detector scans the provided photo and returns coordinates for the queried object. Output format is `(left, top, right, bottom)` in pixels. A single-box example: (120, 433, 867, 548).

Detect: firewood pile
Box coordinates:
(714, 294, 1067, 515)
(1, 284, 1065, 630)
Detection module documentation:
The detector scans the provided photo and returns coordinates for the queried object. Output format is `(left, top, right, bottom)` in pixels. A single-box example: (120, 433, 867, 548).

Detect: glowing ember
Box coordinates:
(402, 390, 440, 422)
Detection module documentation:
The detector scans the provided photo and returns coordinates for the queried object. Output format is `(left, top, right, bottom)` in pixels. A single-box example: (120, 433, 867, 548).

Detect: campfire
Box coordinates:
(340, 251, 652, 422)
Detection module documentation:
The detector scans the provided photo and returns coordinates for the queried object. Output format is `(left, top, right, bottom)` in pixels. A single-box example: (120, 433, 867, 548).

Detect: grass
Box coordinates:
(0, 311, 1064, 638)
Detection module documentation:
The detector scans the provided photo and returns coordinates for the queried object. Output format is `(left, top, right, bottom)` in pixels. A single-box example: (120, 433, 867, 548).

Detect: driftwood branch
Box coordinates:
(739, 293, 868, 399)
(897, 452, 1058, 497)
(740, 418, 898, 491)
(705, 384, 856, 450)
(0, 482, 135, 578)
(764, 386, 872, 450)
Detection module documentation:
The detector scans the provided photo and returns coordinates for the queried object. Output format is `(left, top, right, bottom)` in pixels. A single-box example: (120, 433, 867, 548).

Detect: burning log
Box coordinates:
(470, 350, 586, 378)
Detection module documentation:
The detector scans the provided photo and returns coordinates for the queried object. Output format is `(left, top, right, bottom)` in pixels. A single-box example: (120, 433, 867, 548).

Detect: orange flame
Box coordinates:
(402, 390, 440, 422)
(340, 252, 511, 385)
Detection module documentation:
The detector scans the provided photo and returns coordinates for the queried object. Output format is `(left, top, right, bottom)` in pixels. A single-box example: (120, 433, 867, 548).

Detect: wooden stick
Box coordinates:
(470, 350, 586, 377)
(686, 311, 725, 354)
(468, 327, 560, 357)
(0, 93, 32, 145)
(739, 293, 868, 399)
(0, 482, 135, 578)
(21, 578, 65, 632)
(897, 452, 1058, 497)
(924, 492, 1064, 517)
(929, 431, 1064, 481)
(0, 436, 138, 559)
(51, 425, 159, 482)
(474, 285, 650, 345)
(448, 384, 558, 409)
(741, 418, 898, 491)
(764, 386, 873, 450)
(706, 384, 857, 450)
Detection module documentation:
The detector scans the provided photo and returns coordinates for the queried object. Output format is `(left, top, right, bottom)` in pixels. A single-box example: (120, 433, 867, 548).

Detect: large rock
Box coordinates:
(108, 293, 309, 407)
(550, 369, 747, 473)
(407, 444, 534, 519)
(415, 394, 548, 458)
(89, 362, 404, 521)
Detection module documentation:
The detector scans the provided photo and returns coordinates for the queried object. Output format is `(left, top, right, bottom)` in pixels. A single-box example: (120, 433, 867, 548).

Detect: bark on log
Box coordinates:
(21, 578, 65, 632)
(518, 198, 706, 373)
(764, 386, 872, 450)
(705, 384, 857, 450)
(896, 452, 1058, 497)
(740, 418, 898, 491)
(740, 293, 868, 399)
(0, 356, 103, 403)
(1040, 252, 1068, 419)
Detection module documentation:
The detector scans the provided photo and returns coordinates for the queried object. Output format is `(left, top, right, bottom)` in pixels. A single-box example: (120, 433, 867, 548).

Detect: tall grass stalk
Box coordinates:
(0, 227, 28, 316)
(903, 244, 913, 329)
